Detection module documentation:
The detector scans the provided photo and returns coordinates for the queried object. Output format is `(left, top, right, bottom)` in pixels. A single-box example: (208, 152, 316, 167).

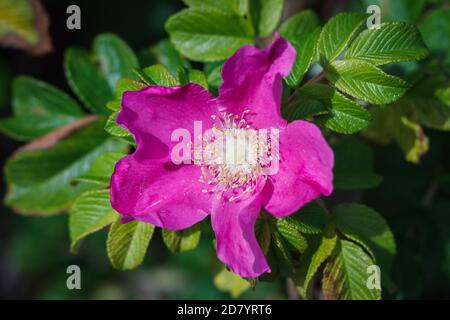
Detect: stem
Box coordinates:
(306, 71, 325, 84)
(286, 278, 300, 300)
(421, 181, 439, 208)
(286, 71, 325, 108)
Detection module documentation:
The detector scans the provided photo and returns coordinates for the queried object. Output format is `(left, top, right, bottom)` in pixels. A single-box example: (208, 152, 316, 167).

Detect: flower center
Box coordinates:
(199, 111, 277, 202)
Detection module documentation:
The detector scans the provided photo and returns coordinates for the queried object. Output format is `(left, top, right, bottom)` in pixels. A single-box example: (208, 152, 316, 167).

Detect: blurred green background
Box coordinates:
(1, 0, 450, 299)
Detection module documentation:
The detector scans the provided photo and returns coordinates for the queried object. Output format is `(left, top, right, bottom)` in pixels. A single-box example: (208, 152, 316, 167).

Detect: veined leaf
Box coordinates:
(166, 8, 254, 62)
(333, 203, 396, 271)
(93, 33, 139, 89)
(75, 152, 126, 186)
(272, 230, 295, 275)
(4, 120, 128, 215)
(292, 201, 328, 235)
(287, 83, 371, 134)
(322, 240, 381, 300)
(275, 218, 308, 253)
(162, 224, 201, 253)
(183, 0, 248, 16)
(105, 77, 145, 144)
(65, 47, 114, 115)
(0, 76, 84, 140)
(106, 78, 146, 112)
(299, 233, 337, 298)
(177, 68, 209, 89)
(107, 218, 155, 270)
(249, 0, 284, 37)
(317, 12, 366, 64)
(143, 64, 178, 87)
(279, 10, 321, 87)
(326, 59, 409, 104)
(69, 189, 118, 252)
(346, 22, 428, 65)
(65, 34, 138, 115)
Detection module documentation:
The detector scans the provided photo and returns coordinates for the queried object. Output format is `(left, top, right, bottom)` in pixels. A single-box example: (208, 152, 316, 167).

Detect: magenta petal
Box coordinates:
(110, 156, 211, 230)
(262, 120, 334, 217)
(118, 83, 217, 162)
(218, 35, 296, 129)
(211, 188, 270, 278)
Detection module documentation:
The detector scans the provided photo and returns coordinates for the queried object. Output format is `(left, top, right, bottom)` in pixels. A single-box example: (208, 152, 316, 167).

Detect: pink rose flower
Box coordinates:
(110, 35, 334, 278)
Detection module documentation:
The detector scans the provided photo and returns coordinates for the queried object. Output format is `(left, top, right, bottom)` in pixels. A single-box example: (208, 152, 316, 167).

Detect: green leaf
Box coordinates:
(166, 8, 254, 62)
(0, 76, 84, 140)
(75, 152, 126, 186)
(299, 233, 337, 298)
(107, 218, 155, 270)
(212, 257, 251, 298)
(317, 12, 366, 64)
(255, 215, 272, 255)
(315, 95, 371, 135)
(322, 239, 381, 300)
(183, 0, 248, 16)
(292, 201, 328, 235)
(419, 8, 450, 65)
(93, 33, 139, 89)
(249, 0, 284, 37)
(69, 189, 118, 252)
(333, 139, 382, 190)
(346, 22, 428, 65)
(4, 120, 128, 215)
(406, 75, 450, 131)
(106, 78, 146, 112)
(397, 116, 429, 164)
(272, 230, 295, 275)
(65, 47, 113, 115)
(279, 10, 321, 87)
(204, 62, 223, 89)
(162, 224, 201, 253)
(364, 105, 429, 163)
(275, 218, 308, 253)
(140, 38, 191, 75)
(333, 203, 396, 271)
(177, 68, 209, 89)
(286, 83, 371, 134)
(326, 59, 409, 104)
(104, 78, 146, 146)
(143, 64, 178, 87)
(65, 34, 137, 115)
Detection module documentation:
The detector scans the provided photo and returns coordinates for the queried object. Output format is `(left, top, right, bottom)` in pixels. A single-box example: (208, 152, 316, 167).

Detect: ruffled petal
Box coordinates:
(211, 186, 270, 278)
(218, 35, 296, 130)
(118, 83, 218, 162)
(110, 156, 212, 230)
(262, 120, 334, 217)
